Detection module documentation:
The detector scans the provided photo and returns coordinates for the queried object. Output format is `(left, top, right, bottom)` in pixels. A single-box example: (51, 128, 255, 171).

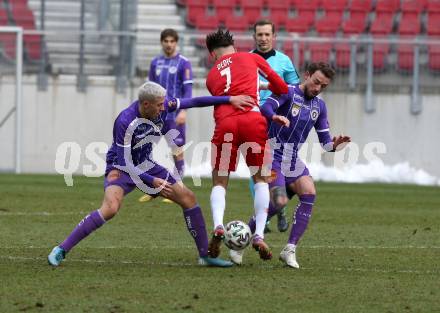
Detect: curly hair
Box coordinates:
(206, 28, 234, 53)
(306, 62, 335, 80)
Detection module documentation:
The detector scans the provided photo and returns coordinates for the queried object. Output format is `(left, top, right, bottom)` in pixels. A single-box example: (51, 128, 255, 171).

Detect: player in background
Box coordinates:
(48, 81, 255, 268)
(139, 28, 192, 204)
(230, 62, 351, 267)
(205, 29, 288, 261)
(251, 19, 301, 233)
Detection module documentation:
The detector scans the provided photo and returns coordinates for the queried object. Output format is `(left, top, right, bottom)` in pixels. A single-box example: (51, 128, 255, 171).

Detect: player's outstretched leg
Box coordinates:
(252, 234, 272, 260)
(208, 183, 227, 258)
(169, 183, 232, 267)
(280, 194, 315, 268)
(183, 207, 232, 267)
(48, 185, 123, 267)
(277, 207, 289, 232)
(48, 209, 106, 266)
(208, 225, 225, 258)
(279, 244, 299, 268)
(270, 186, 289, 232)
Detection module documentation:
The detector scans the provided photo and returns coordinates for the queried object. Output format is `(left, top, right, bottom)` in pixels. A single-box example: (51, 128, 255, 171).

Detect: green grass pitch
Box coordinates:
(0, 174, 439, 313)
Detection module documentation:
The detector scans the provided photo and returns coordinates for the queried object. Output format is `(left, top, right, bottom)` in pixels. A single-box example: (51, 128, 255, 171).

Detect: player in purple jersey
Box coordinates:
(230, 62, 351, 267)
(47, 81, 254, 268)
(144, 29, 192, 190)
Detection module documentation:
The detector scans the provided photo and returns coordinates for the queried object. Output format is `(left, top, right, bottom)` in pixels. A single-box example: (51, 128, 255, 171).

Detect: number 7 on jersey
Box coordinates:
(220, 67, 231, 93)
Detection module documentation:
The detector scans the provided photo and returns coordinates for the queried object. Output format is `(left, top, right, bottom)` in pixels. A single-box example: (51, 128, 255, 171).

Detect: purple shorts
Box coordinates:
(269, 157, 310, 190)
(104, 163, 177, 196)
(162, 119, 186, 147)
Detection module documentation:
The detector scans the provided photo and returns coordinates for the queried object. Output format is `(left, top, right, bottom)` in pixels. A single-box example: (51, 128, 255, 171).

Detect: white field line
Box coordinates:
(0, 255, 438, 275)
(1, 245, 440, 250)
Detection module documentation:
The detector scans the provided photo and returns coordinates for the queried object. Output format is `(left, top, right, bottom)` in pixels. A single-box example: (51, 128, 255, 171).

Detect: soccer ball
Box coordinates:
(223, 220, 252, 251)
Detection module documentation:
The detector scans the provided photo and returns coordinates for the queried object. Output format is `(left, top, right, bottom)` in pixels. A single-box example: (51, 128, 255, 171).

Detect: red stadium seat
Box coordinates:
(309, 42, 333, 63)
(321, 0, 348, 11)
(24, 34, 41, 60)
(342, 11, 368, 34)
(186, 4, 207, 26)
(370, 13, 394, 35)
(269, 0, 290, 12)
(224, 14, 250, 31)
(291, 0, 321, 11)
(349, 0, 373, 12)
(398, 13, 421, 36)
(285, 10, 315, 33)
(0, 33, 16, 59)
(235, 38, 254, 52)
(334, 42, 355, 70)
(372, 41, 390, 71)
(428, 44, 440, 71)
(375, 0, 400, 13)
(401, 0, 427, 13)
(195, 14, 220, 31)
(427, 13, 440, 36)
(427, 0, 440, 13)
(397, 43, 417, 72)
(0, 8, 8, 25)
(282, 40, 305, 68)
(268, 0, 290, 27)
(266, 10, 289, 29)
(213, 0, 236, 20)
(315, 11, 343, 35)
(240, 0, 264, 25)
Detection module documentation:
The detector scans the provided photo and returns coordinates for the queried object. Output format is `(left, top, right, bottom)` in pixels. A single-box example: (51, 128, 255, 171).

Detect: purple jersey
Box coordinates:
(262, 84, 333, 162)
(105, 95, 231, 183)
(149, 54, 193, 116)
(106, 100, 167, 175)
(149, 54, 193, 120)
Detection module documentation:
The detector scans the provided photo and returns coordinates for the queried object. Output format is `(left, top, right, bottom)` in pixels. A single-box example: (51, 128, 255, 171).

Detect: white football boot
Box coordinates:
(279, 244, 299, 269)
(229, 249, 244, 265)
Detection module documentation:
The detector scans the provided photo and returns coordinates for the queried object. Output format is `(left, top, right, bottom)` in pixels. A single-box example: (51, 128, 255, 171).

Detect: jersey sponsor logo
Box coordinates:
(291, 105, 301, 117)
(311, 109, 319, 121)
(168, 66, 177, 74)
(293, 93, 304, 103)
(217, 57, 233, 71)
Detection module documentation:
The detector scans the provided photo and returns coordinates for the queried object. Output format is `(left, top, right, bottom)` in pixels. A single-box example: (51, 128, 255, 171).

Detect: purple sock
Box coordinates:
(59, 210, 106, 252)
(183, 206, 209, 258)
(248, 216, 256, 234)
(288, 194, 315, 245)
(268, 202, 278, 219)
(175, 159, 185, 178)
(248, 201, 278, 234)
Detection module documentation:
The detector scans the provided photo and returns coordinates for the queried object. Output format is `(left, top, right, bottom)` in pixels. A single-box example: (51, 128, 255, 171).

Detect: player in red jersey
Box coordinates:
(205, 29, 288, 261)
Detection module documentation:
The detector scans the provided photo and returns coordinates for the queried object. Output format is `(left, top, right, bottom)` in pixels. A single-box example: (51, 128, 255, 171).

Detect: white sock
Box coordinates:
(254, 182, 269, 238)
(210, 185, 226, 229)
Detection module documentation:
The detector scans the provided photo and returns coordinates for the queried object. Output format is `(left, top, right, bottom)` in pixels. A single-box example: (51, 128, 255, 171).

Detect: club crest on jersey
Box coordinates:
(310, 109, 319, 121)
(168, 66, 177, 74)
(291, 104, 301, 117)
(155, 69, 161, 76)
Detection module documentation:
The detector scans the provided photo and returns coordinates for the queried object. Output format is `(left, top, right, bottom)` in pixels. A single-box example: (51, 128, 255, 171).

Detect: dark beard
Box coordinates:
(303, 86, 314, 100)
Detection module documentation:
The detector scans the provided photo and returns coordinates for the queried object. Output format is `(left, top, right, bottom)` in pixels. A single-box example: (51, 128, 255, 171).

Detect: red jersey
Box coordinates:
(206, 52, 288, 122)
